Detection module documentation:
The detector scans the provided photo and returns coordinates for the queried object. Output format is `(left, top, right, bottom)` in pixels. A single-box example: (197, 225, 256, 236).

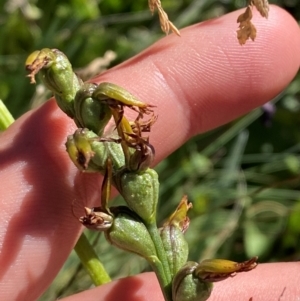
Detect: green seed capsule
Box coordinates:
(160, 224, 189, 277)
(172, 262, 213, 301)
(66, 128, 125, 172)
(74, 82, 112, 136)
(115, 168, 159, 225)
(26, 48, 82, 118)
(106, 207, 157, 259)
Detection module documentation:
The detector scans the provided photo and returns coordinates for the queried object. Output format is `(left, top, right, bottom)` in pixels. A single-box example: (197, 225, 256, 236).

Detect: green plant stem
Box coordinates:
(74, 232, 111, 285)
(146, 222, 172, 301)
(0, 99, 14, 130)
(148, 257, 173, 301)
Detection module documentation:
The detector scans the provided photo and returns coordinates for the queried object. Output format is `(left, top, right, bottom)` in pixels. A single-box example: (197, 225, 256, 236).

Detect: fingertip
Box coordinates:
(0, 100, 100, 300)
(95, 6, 300, 161)
(60, 272, 163, 301)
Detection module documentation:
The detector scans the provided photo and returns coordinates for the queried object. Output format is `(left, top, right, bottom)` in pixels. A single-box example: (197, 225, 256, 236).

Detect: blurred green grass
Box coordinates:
(1, 0, 300, 300)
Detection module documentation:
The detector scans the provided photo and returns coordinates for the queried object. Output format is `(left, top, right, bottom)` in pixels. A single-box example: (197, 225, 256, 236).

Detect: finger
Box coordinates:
(59, 263, 300, 301)
(0, 6, 299, 301)
(0, 102, 103, 300)
(95, 5, 300, 163)
(211, 262, 300, 300)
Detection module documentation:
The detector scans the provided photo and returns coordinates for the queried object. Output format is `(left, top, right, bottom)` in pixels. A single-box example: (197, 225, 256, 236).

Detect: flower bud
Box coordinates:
(194, 257, 258, 282)
(106, 206, 157, 259)
(80, 205, 157, 259)
(160, 196, 192, 276)
(66, 129, 95, 171)
(128, 141, 155, 172)
(26, 48, 82, 118)
(172, 262, 213, 301)
(65, 128, 125, 172)
(73, 82, 112, 136)
(160, 226, 189, 277)
(172, 257, 258, 301)
(115, 168, 159, 225)
(79, 207, 113, 231)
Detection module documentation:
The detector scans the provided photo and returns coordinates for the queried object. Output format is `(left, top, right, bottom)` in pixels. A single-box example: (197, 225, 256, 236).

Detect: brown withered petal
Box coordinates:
(148, 0, 180, 36)
(168, 21, 181, 37)
(148, 0, 156, 13)
(25, 53, 49, 84)
(164, 195, 193, 232)
(130, 114, 158, 134)
(79, 207, 113, 231)
(237, 5, 253, 23)
(237, 6, 257, 45)
(237, 21, 257, 45)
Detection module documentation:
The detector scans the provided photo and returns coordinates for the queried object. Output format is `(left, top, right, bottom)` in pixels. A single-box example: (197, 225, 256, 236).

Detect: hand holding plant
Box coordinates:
(0, 6, 300, 301)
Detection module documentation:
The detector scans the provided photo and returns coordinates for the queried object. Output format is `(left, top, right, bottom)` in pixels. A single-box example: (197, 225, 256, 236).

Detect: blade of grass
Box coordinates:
(0, 99, 15, 129)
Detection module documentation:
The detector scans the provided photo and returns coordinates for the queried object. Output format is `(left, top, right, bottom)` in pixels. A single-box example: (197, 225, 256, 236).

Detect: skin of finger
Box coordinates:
(96, 5, 300, 162)
(0, 6, 299, 301)
(59, 263, 300, 301)
(0, 102, 104, 300)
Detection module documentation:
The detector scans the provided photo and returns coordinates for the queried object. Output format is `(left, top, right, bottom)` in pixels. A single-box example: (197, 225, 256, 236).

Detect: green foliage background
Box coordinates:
(1, 0, 300, 299)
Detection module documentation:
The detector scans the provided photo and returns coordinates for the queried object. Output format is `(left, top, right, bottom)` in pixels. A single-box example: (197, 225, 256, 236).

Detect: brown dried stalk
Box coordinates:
(237, 0, 269, 45)
(148, 0, 180, 36)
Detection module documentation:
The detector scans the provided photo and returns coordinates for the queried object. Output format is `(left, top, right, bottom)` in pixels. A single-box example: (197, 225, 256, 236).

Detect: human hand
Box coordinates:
(0, 5, 299, 301)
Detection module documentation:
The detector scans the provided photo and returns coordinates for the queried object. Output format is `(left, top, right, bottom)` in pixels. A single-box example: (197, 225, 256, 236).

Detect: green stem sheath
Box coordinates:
(147, 222, 172, 301)
(148, 258, 173, 301)
(74, 232, 111, 285)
